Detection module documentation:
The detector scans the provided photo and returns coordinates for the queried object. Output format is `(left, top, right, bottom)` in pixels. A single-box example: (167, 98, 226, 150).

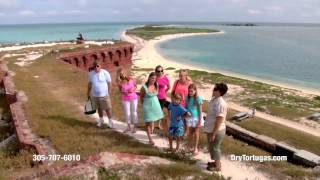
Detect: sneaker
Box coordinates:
(132, 128, 136, 134)
(108, 119, 114, 129)
(96, 122, 102, 128)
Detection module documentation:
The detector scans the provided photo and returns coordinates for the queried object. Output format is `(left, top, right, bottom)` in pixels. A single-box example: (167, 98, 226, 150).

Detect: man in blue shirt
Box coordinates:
(87, 61, 113, 128)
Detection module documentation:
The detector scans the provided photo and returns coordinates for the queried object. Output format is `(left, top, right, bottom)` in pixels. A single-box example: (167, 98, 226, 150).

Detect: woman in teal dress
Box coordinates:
(140, 72, 164, 145)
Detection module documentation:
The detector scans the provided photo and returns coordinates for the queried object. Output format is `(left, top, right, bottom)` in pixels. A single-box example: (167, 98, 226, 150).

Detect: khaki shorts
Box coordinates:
(91, 96, 112, 112)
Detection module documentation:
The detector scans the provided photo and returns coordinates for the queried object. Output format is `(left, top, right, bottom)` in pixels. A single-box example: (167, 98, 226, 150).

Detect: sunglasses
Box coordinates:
(95, 65, 100, 68)
(156, 70, 163, 73)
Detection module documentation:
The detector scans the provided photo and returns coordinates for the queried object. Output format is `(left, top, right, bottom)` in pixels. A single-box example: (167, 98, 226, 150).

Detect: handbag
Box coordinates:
(84, 97, 96, 115)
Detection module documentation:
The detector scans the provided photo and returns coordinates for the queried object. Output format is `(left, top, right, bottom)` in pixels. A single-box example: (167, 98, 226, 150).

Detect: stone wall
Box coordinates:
(58, 43, 134, 72)
(226, 121, 320, 167)
(0, 59, 55, 165)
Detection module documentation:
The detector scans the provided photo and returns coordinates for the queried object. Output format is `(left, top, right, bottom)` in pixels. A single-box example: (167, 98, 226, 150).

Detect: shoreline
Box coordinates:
(122, 30, 320, 96)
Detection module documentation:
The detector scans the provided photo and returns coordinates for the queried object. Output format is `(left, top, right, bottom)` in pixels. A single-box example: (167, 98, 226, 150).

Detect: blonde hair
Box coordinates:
(174, 93, 182, 101)
(116, 68, 129, 83)
(179, 69, 192, 82)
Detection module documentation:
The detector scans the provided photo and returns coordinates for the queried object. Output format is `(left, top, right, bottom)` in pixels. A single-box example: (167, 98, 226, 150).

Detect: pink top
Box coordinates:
(156, 75, 170, 100)
(121, 79, 138, 101)
(171, 80, 192, 107)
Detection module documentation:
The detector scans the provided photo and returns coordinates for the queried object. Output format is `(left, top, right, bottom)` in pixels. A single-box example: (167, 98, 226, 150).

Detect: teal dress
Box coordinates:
(142, 84, 164, 122)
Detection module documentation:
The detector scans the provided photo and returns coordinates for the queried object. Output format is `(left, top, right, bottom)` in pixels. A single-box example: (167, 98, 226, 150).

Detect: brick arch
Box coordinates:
(124, 49, 128, 58)
(74, 57, 79, 67)
(91, 54, 98, 61)
(116, 50, 121, 60)
(108, 52, 113, 61)
(101, 52, 106, 63)
(82, 56, 88, 67)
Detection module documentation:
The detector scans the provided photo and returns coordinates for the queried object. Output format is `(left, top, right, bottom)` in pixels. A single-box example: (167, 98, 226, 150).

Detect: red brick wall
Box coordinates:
(59, 43, 134, 72)
(0, 58, 52, 165)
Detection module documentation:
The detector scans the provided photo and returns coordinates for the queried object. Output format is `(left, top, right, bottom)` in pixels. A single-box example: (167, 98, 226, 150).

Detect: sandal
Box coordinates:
(123, 128, 131, 133)
(193, 150, 199, 156)
(149, 141, 155, 146)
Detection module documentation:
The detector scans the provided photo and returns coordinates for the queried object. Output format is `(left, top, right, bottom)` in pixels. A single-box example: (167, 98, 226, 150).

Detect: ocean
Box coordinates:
(158, 24, 320, 91)
(1, 22, 319, 90)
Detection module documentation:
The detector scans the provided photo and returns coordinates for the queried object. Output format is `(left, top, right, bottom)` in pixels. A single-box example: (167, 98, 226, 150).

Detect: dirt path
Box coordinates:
(94, 114, 270, 180)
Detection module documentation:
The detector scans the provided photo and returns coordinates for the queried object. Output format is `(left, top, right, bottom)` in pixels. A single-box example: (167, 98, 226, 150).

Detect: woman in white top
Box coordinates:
(204, 82, 228, 172)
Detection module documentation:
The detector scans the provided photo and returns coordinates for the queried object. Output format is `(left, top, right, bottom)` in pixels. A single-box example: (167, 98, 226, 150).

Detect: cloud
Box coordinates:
(64, 10, 86, 15)
(78, 0, 87, 6)
(43, 10, 59, 16)
(131, 8, 143, 13)
(140, 0, 157, 5)
(19, 10, 36, 16)
(264, 6, 282, 12)
(111, 10, 120, 14)
(0, 0, 17, 8)
(247, 9, 261, 14)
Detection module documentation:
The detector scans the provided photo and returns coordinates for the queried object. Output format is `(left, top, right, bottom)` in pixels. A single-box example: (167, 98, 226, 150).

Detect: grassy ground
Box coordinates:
(127, 25, 219, 40)
(2, 51, 319, 179)
(186, 70, 320, 121)
(1, 54, 202, 178)
(234, 117, 320, 155)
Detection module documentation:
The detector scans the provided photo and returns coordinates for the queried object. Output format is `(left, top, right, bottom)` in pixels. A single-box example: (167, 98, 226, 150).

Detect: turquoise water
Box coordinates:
(0, 23, 139, 44)
(158, 25, 320, 90)
(1, 22, 319, 90)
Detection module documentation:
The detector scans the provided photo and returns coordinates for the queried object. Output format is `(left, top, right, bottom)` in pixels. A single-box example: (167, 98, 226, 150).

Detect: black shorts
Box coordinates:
(158, 99, 170, 109)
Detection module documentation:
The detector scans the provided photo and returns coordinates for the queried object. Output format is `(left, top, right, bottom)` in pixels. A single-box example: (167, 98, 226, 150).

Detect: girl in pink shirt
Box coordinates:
(116, 68, 138, 133)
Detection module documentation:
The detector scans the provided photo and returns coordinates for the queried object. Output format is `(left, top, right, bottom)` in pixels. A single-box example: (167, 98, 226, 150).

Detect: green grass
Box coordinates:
(185, 70, 319, 121)
(127, 25, 219, 40)
(97, 163, 224, 180)
(1, 54, 197, 178)
(233, 117, 320, 155)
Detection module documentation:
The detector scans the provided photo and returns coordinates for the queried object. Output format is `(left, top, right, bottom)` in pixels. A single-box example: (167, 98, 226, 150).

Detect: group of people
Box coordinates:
(87, 61, 228, 172)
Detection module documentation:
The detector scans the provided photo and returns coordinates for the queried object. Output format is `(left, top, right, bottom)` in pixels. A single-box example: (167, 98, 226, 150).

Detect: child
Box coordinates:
(168, 94, 190, 151)
(185, 84, 203, 155)
(116, 68, 138, 133)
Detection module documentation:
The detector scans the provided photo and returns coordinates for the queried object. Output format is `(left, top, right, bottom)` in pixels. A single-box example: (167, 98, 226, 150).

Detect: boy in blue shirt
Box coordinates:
(168, 94, 191, 151)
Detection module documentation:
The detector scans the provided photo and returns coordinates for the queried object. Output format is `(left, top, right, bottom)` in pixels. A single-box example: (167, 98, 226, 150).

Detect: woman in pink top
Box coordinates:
(154, 65, 170, 131)
(116, 68, 138, 133)
(171, 69, 192, 136)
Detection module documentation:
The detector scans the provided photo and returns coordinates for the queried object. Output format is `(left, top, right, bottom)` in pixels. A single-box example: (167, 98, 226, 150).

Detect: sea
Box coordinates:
(1, 22, 319, 91)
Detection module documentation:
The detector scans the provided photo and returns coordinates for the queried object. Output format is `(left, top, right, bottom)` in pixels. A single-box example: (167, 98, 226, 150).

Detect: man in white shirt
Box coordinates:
(204, 82, 228, 172)
(87, 61, 114, 128)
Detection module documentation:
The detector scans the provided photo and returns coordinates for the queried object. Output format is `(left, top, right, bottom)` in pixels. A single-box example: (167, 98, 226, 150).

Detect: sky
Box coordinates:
(0, 0, 319, 24)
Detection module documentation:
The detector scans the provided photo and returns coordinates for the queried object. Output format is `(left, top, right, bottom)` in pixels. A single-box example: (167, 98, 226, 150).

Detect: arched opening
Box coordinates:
(114, 61, 119, 67)
(82, 56, 87, 67)
(108, 52, 113, 61)
(63, 59, 70, 64)
(74, 57, 79, 67)
(116, 50, 121, 60)
(124, 49, 127, 58)
(92, 54, 98, 61)
(101, 53, 106, 62)
(129, 47, 133, 53)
